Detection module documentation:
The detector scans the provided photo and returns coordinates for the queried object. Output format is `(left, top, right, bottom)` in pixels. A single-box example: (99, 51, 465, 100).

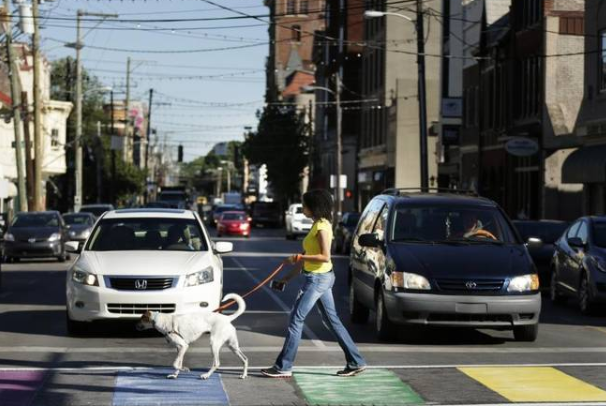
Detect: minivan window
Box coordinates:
(567, 221, 581, 239)
(576, 221, 589, 244)
(374, 206, 389, 240)
(391, 205, 515, 244)
(593, 222, 606, 248)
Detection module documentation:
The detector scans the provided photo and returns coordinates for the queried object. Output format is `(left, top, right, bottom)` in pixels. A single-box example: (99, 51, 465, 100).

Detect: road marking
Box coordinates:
(459, 367, 606, 402)
(230, 256, 326, 348)
(587, 326, 606, 335)
(113, 368, 228, 406)
(0, 370, 46, 406)
(295, 368, 423, 405)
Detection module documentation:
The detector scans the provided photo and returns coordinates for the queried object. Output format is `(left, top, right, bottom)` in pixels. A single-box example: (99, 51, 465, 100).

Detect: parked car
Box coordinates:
(3, 211, 69, 262)
(349, 190, 541, 342)
(79, 204, 115, 218)
(212, 204, 243, 227)
(284, 203, 312, 240)
(217, 211, 251, 238)
(550, 216, 606, 315)
(63, 212, 97, 249)
(513, 220, 569, 287)
(335, 212, 361, 254)
(144, 201, 172, 209)
(251, 201, 282, 228)
(65, 208, 233, 335)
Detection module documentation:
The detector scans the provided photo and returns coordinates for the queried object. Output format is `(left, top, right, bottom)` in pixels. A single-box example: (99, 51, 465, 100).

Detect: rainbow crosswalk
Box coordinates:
(2, 365, 606, 405)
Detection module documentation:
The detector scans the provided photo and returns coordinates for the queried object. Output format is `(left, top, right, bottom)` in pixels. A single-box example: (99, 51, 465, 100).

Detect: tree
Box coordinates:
(243, 106, 309, 202)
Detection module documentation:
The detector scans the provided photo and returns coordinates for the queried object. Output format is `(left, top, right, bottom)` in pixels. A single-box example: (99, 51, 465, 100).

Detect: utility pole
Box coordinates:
(3, 0, 27, 211)
(32, 0, 43, 211)
(110, 90, 116, 205)
(21, 92, 34, 209)
(96, 121, 102, 203)
(144, 88, 153, 204)
(335, 73, 342, 221)
(416, 0, 429, 191)
(73, 10, 118, 212)
(125, 56, 131, 162)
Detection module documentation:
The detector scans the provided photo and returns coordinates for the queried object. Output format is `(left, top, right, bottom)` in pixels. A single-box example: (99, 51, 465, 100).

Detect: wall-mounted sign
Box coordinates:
(442, 98, 463, 118)
(505, 137, 539, 157)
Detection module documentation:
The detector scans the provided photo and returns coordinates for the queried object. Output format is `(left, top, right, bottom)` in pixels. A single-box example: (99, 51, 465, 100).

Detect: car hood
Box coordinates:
(389, 243, 532, 279)
(9, 227, 59, 239)
(77, 250, 215, 276)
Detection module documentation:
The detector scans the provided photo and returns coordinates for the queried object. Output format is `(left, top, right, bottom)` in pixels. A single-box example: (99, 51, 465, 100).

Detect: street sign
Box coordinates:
(505, 137, 539, 157)
(330, 174, 347, 189)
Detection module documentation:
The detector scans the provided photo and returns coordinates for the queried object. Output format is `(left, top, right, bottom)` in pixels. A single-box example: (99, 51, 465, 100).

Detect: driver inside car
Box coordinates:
(451, 212, 497, 240)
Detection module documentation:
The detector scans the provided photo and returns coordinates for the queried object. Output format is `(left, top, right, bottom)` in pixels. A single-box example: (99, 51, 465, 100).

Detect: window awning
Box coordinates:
(562, 144, 606, 184)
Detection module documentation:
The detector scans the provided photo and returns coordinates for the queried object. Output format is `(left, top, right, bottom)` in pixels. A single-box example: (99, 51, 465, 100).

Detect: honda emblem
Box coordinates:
(134, 279, 148, 290)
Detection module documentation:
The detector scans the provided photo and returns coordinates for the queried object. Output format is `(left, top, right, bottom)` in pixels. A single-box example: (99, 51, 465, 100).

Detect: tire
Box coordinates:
(57, 253, 67, 263)
(579, 273, 597, 316)
(375, 290, 396, 341)
(513, 324, 538, 342)
(349, 281, 369, 324)
(66, 312, 89, 336)
(550, 270, 567, 304)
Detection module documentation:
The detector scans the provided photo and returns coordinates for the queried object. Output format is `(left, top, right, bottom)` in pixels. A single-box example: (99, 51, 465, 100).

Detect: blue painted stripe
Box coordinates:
(113, 369, 229, 406)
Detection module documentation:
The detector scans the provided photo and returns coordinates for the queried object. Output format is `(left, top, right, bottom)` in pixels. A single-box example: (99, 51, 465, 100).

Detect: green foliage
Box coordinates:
(243, 106, 309, 201)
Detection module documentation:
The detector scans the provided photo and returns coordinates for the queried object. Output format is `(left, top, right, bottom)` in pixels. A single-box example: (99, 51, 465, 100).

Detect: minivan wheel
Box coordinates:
(66, 311, 89, 336)
(513, 324, 538, 342)
(375, 290, 396, 341)
(579, 274, 597, 316)
(550, 270, 566, 304)
(349, 282, 369, 324)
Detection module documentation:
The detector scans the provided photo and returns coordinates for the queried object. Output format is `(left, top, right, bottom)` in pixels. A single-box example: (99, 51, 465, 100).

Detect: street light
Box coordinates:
(365, 6, 429, 191)
(302, 77, 343, 221)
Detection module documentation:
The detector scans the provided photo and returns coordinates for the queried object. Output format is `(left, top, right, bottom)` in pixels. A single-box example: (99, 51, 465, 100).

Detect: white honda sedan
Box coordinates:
(65, 209, 232, 335)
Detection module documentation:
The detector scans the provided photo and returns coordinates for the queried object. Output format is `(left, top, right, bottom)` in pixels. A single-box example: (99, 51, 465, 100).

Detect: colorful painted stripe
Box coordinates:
(294, 368, 424, 405)
(113, 369, 229, 406)
(0, 370, 46, 406)
(459, 366, 606, 403)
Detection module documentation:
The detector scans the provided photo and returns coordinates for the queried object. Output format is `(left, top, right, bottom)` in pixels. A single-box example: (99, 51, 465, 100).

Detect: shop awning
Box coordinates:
(562, 144, 606, 184)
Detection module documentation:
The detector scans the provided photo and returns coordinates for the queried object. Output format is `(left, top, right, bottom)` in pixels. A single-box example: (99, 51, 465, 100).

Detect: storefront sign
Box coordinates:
(505, 137, 539, 157)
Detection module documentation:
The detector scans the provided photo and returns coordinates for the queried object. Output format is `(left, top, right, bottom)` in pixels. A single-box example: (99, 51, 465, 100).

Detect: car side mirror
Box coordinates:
(215, 241, 233, 254)
(526, 237, 543, 249)
(358, 233, 383, 248)
(568, 237, 585, 249)
(65, 241, 81, 253)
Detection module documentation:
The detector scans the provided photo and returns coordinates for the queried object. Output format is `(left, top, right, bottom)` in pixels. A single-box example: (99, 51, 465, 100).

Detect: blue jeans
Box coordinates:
(274, 271, 366, 372)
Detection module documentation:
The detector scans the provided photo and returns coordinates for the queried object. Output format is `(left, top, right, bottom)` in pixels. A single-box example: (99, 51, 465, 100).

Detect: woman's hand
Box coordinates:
(285, 253, 303, 264)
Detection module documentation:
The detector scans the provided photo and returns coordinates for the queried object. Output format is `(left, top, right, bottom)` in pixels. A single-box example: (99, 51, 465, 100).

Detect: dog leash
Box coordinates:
(214, 262, 286, 312)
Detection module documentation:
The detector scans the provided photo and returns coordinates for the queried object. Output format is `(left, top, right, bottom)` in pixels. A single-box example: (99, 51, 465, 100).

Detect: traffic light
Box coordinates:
(178, 145, 183, 162)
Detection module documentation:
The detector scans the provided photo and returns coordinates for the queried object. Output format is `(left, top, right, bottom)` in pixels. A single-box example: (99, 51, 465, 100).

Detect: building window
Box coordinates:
(51, 129, 60, 149)
(299, 0, 309, 14)
(291, 25, 301, 42)
(601, 30, 606, 92)
(286, 0, 296, 15)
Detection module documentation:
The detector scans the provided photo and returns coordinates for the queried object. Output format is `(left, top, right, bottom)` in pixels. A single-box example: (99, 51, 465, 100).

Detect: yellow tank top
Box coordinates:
(302, 218, 333, 273)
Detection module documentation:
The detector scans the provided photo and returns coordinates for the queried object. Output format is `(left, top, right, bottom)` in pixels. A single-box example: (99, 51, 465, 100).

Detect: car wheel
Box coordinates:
(66, 312, 89, 336)
(513, 324, 538, 342)
(550, 270, 567, 304)
(349, 282, 369, 324)
(375, 290, 396, 341)
(579, 273, 597, 315)
(58, 253, 67, 263)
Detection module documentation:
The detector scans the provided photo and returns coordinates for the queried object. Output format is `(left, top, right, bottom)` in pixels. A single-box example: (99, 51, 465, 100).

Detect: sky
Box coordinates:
(36, 0, 268, 162)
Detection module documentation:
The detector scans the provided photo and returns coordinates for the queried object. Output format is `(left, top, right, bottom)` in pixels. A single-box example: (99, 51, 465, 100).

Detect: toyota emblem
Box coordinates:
(465, 281, 477, 289)
(134, 279, 148, 290)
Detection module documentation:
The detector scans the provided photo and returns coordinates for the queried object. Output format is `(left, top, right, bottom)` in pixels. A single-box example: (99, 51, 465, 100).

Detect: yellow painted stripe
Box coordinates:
(458, 367, 606, 402)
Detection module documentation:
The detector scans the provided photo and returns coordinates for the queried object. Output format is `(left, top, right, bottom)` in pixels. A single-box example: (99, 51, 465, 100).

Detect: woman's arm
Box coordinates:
(300, 229, 331, 263)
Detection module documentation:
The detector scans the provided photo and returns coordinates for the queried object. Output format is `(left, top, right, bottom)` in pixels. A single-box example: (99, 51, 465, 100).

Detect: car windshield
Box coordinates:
(295, 206, 303, 214)
(254, 203, 279, 214)
(345, 213, 361, 226)
(391, 205, 516, 244)
(80, 206, 111, 217)
(215, 206, 238, 214)
(12, 214, 59, 228)
(514, 221, 568, 244)
(64, 215, 91, 225)
(86, 218, 207, 252)
(593, 222, 606, 248)
(222, 213, 246, 221)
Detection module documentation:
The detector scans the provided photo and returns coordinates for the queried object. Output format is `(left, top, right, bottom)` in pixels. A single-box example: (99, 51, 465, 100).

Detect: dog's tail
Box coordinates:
(222, 293, 246, 321)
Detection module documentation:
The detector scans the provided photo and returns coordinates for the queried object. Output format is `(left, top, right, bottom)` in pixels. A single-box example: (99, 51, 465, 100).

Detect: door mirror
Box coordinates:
(65, 241, 81, 253)
(526, 237, 543, 249)
(214, 241, 233, 254)
(358, 233, 383, 248)
(568, 237, 585, 249)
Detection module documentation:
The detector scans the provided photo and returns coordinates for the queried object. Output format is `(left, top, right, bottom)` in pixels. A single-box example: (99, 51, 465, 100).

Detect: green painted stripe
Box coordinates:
(294, 369, 424, 405)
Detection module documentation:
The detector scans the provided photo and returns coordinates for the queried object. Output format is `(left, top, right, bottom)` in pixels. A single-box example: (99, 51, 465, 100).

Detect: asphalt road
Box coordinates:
(1, 228, 606, 406)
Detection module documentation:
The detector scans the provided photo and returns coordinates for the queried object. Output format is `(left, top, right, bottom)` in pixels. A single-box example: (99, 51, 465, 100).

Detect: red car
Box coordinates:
(217, 211, 251, 238)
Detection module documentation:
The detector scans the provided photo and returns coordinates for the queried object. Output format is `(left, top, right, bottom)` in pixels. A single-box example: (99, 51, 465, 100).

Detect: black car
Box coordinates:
(349, 190, 541, 342)
(63, 212, 96, 247)
(251, 201, 282, 228)
(551, 216, 606, 315)
(3, 211, 69, 262)
(335, 212, 361, 254)
(513, 220, 569, 287)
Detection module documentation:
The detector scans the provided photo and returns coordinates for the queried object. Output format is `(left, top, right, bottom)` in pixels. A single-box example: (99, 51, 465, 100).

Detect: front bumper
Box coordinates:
(4, 241, 63, 258)
(290, 223, 312, 235)
(66, 278, 222, 322)
(218, 225, 250, 236)
(384, 290, 541, 329)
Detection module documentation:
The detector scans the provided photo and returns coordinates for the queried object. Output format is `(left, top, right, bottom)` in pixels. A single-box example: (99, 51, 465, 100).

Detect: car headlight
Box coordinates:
(594, 257, 606, 273)
(4, 233, 14, 242)
(69, 231, 77, 238)
(507, 274, 539, 292)
(48, 232, 61, 242)
(240, 223, 249, 230)
(390, 271, 431, 290)
(81, 230, 91, 239)
(185, 267, 214, 287)
(72, 268, 98, 286)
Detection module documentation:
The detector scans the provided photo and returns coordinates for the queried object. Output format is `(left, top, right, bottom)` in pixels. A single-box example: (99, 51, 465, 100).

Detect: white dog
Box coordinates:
(137, 293, 248, 380)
